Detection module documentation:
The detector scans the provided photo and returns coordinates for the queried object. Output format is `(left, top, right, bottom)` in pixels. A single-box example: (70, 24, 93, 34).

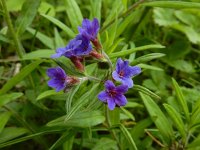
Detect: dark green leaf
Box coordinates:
(15, 0, 41, 35)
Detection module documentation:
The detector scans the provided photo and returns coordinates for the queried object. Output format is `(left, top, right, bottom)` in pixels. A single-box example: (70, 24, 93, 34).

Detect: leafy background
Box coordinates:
(0, 0, 200, 149)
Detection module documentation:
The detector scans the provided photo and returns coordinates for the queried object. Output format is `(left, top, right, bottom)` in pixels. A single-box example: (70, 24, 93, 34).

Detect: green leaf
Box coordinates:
(140, 92, 173, 144)
(22, 49, 54, 60)
(190, 98, 200, 131)
(188, 134, 200, 149)
(41, 14, 75, 38)
(164, 59, 195, 73)
(171, 24, 200, 44)
(0, 93, 23, 107)
(65, 111, 105, 128)
(54, 28, 65, 48)
(133, 85, 161, 100)
(36, 90, 63, 101)
(119, 124, 138, 150)
(92, 138, 117, 150)
(172, 78, 190, 122)
(90, 0, 102, 21)
(109, 44, 165, 58)
(0, 127, 28, 144)
(49, 130, 75, 150)
(143, 1, 200, 9)
(0, 60, 43, 95)
(15, 0, 41, 35)
(63, 0, 83, 31)
(0, 128, 63, 148)
(6, 0, 25, 11)
(65, 84, 99, 122)
(47, 110, 105, 128)
(27, 27, 54, 49)
(38, 1, 55, 17)
(121, 108, 135, 121)
(131, 53, 165, 65)
(107, 108, 120, 126)
(163, 104, 186, 140)
(138, 64, 164, 71)
(0, 112, 11, 133)
(153, 8, 178, 26)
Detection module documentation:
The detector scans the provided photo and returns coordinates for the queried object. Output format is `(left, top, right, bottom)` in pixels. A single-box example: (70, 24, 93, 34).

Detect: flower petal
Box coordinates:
(82, 19, 91, 29)
(105, 80, 115, 90)
(107, 97, 116, 110)
(112, 71, 122, 82)
(115, 95, 127, 106)
(98, 91, 108, 103)
(116, 58, 123, 73)
(116, 84, 128, 93)
(130, 66, 141, 76)
(122, 78, 133, 88)
(48, 79, 65, 92)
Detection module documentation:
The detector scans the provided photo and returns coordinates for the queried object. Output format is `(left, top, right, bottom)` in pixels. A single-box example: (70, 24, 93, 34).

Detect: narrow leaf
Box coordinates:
(15, 0, 41, 35)
(0, 93, 23, 107)
(164, 104, 186, 140)
(27, 28, 54, 49)
(0, 60, 43, 95)
(0, 127, 28, 144)
(133, 85, 161, 100)
(172, 78, 190, 122)
(22, 49, 54, 60)
(109, 44, 165, 58)
(0, 112, 11, 133)
(140, 92, 173, 144)
(119, 124, 138, 150)
(143, 1, 200, 9)
(36, 90, 63, 101)
(41, 14, 75, 38)
(63, 0, 83, 31)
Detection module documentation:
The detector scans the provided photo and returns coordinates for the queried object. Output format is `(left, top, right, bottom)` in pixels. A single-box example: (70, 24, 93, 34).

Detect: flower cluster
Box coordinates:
(47, 18, 102, 92)
(98, 58, 141, 110)
(51, 18, 102, 72)
(47, 18, 141, 110)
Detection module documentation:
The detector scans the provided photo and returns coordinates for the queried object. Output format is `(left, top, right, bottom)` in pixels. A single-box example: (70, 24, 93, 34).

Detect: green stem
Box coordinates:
(1, 0, 24, 58)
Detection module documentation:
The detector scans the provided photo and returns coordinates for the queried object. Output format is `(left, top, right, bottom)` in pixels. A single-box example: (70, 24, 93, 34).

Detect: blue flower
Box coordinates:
(112, 58, 141, 88)
(51, 34, 92, 59)
(73, 34, 92, 56)
(98, 80, 128, 110)
(78, 18, 99, 41)
(51, 38, 82, 58)
(47, 67, 68, 92)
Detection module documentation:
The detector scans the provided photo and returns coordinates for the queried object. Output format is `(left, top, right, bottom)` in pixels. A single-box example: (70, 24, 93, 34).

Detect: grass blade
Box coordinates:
(172, 78, 190, 122)
(41, 14, 75, 38)
(143, 1, 200, 9)
(164, 104, 186, 141)
(0, 60, 43, 95)
(109, 44, 165, 58)
(15, 0, 41, 35)
(119, 123, 138, 150)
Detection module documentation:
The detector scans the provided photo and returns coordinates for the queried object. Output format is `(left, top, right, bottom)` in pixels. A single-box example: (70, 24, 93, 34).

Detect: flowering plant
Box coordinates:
(47, 18, 141, 110)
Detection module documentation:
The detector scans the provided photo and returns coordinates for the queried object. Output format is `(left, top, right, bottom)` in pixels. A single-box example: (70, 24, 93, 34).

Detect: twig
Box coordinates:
(145, 129, 166, 148)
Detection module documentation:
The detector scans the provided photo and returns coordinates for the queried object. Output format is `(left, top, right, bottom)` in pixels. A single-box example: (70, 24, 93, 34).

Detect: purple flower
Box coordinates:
(51, 39, 82, 58)
(47, 67, 68, 92)
(51, 35, 92, 58)
(98, 80, 128, 110)
(112, 58, 141, 88)
(73, 34, 92, 56)
(78, 18, 99, 41)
